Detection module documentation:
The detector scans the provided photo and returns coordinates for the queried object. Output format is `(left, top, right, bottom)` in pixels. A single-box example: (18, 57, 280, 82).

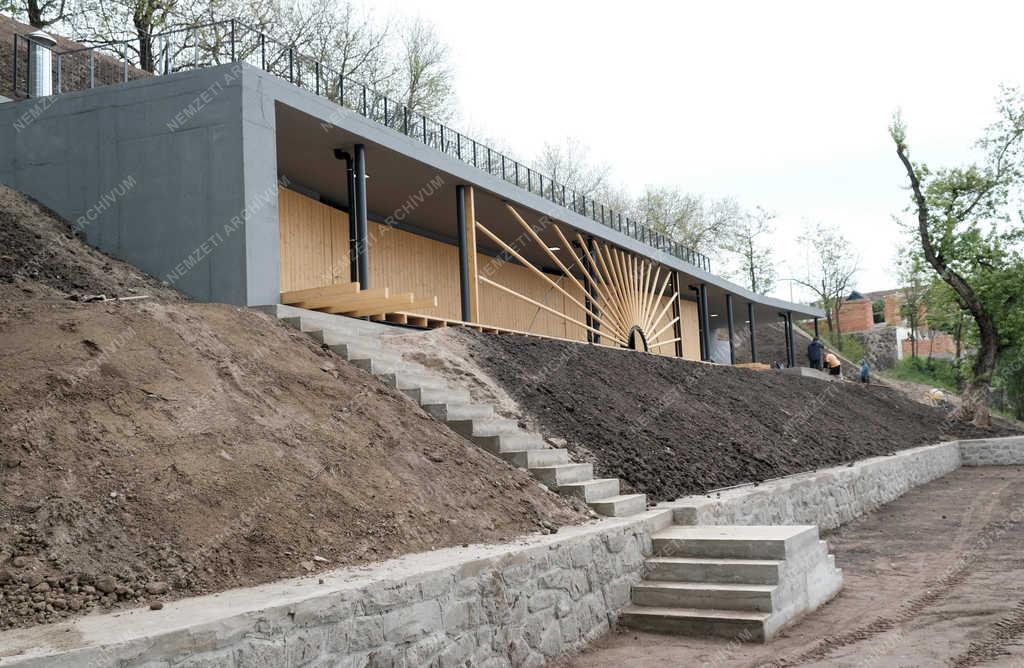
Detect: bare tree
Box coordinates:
(794, 221, 859, 342)
(720, 206, 777, 293)
(632, 187, 741, 256)
(395, 16, 452, 120)
(896, 248, 930, 359)
(534, 137, 611, 200)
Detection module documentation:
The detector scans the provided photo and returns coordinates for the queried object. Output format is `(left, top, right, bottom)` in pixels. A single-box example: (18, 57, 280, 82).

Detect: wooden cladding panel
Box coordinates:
(478, 258, 587, 340)
(680, 299, 701, 361)
(278, 187, 349, 293)
(366, 221, 461, 319)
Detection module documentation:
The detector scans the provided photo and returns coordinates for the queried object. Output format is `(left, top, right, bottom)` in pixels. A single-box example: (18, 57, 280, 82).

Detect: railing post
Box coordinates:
(192, 29, 198, 69)
(164, 35, 170, 74)
(12, 36, 17, 98)
(260, 33, 266, 70)
(89, 48, 95, 88)
(123, 45, 129, 82)
(56, 53, 61, 93)
(230, 19, 236, 62)
(421, 115, 427, 143)
(315, 62, 321, 95)
(456, 133, 462, 160)
(361, 85, 367, 115)
(472, 139, 477, 167)
(288, 47, 294, 83)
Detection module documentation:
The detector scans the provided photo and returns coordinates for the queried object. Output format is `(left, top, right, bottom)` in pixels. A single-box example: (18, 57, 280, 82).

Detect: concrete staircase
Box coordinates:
(620, 525, 843, 642)
(264, 305, 647, 518)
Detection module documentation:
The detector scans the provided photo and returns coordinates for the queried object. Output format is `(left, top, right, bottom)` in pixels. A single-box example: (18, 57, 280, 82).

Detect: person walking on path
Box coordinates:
(825, 351, 842, 377)
(807, 337, 825, 370)
(859, 358, 871, 384)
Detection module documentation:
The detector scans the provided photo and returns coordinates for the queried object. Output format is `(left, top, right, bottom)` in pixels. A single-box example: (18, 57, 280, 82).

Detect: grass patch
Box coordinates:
(884, 357, 961, 393)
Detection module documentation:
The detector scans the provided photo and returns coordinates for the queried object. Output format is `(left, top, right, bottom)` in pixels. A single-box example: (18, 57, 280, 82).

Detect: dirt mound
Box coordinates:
(0, 188, 583, 631)
(0, 184, 180, 300)
(450, 330, 1017, 503)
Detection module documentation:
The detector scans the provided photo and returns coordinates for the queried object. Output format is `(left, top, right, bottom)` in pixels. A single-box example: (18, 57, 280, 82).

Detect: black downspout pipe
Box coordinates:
(748, 302, 757, 363)
(671, 272, 683, 358)
(690, 286, 704, 360)
(814, 316, 820, 338)
(455, 185, 471, 322)
(786, 311, 796, 368)
(725, 293, 736, 365)
(333, 149, 359, 283)
(353, 144, 370, 290)
(779, 313, 790, 367)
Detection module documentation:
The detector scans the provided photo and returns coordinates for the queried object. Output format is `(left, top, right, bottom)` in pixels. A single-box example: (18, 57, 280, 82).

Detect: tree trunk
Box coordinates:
(27, 0, 44, 28)
(895, 140, 998, 426)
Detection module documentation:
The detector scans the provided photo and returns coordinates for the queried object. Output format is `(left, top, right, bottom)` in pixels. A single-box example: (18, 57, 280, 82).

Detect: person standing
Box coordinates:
(859, 358, 871, 384)
(807, 337, 825, 370)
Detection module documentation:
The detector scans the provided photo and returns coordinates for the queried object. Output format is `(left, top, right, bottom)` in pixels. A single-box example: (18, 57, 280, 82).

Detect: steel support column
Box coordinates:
(699, 283, 712, 362)
(725, 293, 736, 365)
(353, 144, 369, 290)
(814, 316, 820, 338)
(671, 273, 683, 357)
(748, 302, 757, 363)
(787, 311, 796, 368)
(456, 185, 471, 321)
(779, 313, 791, 367)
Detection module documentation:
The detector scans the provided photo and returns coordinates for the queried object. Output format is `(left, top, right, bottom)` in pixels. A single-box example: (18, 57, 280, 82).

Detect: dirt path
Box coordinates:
(561, 466, 1024, 667)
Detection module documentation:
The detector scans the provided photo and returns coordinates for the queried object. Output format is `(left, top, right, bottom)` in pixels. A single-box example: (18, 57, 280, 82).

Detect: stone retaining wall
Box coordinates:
(0, 512, 672, 668)
(960, 435, 1024, 466)
(3, 436, 1022, 667)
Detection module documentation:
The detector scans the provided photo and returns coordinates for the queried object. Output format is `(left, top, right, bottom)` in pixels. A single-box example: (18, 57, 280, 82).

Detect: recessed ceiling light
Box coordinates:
(710, 313, 719, 317)
(548, 246, 561, 251)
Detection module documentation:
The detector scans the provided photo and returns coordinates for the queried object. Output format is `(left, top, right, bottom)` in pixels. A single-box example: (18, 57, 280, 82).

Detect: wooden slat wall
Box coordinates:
(680, 299, 701, 361)
(366, 222, 461, 319)
(278, 187, 349, 292)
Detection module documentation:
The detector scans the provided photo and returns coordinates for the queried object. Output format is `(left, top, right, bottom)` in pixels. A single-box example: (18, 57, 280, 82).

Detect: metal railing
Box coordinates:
(9, 19, 711, 272)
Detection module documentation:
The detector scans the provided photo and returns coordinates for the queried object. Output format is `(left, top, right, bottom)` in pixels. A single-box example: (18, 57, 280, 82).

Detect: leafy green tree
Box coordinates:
(890, 87, 1024, 425)
(896, 248, 930, 359)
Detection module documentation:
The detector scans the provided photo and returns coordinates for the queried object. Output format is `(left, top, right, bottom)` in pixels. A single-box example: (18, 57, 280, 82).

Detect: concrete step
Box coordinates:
(424, 403, 494, 422)
(350, 357, 405, 375)
(472, 431, 546, 454)
(446, 418, 519, 439)
(529, 463, 593, 487)
(619, 605, 768, 642)
(402, 387, 471, 406)
(631, 581, 776, 613)
(652, 525, 819, 560)
(377, 371, 447, 392)
(498, 448, 570, 469)
(330, 343, 402, 364)
(644, 557, 782, 585)
(307, 329, 381, 348)
(588, 493, 647, 517)
(559, 478, 619, 503)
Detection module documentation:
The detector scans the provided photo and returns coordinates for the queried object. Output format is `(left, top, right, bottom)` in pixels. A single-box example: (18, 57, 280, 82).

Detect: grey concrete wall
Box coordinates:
(0, 65, 253, 304)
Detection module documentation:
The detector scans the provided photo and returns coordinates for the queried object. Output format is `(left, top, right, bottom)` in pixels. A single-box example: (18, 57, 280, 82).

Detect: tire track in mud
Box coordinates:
(948, 600, 1024, 667)
(755, 479, 1015, 667)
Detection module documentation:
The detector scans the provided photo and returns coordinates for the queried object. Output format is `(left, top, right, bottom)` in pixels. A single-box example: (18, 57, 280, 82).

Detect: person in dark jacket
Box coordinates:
(807, 337, 825, 370)
(860, 359, 871, 384)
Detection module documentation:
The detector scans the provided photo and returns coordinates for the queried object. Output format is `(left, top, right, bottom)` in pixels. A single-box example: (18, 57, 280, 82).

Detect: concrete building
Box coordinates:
(0, 18, 823, 365)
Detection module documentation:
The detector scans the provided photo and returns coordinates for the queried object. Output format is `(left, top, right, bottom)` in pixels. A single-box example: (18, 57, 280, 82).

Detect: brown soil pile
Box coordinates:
(459, 330, 1018, 503)
(0, 185, 179, 301)
(0, 190, 583, 632)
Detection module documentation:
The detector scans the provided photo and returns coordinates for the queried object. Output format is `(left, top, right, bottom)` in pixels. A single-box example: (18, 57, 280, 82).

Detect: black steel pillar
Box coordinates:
(353, 144, 369, 289)
(699, 284, 712, 362)
(725, 293, 736, 365)
(786, 311, 796, 368)
(671, 272, 683, 358)
(587, 237, 601, 345)
(814, 317, 820, 338)
(748, 302, 757, 363)
(455, 185, 471, 321)
(779, 313, 791, 367)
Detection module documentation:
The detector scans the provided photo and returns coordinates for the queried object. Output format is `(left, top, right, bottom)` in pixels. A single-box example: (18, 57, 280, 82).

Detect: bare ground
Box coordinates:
(0, 186, 586, 632)
(561, 466, 1024, 667)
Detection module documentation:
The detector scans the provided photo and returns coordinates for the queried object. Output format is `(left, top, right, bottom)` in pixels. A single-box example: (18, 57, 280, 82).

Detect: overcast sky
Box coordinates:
(383, 0, 1023, 302)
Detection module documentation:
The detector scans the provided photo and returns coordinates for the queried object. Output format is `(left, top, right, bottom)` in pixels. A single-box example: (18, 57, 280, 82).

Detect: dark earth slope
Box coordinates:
(463, 331, 1017, 503)
(0, 186, 583, 631)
